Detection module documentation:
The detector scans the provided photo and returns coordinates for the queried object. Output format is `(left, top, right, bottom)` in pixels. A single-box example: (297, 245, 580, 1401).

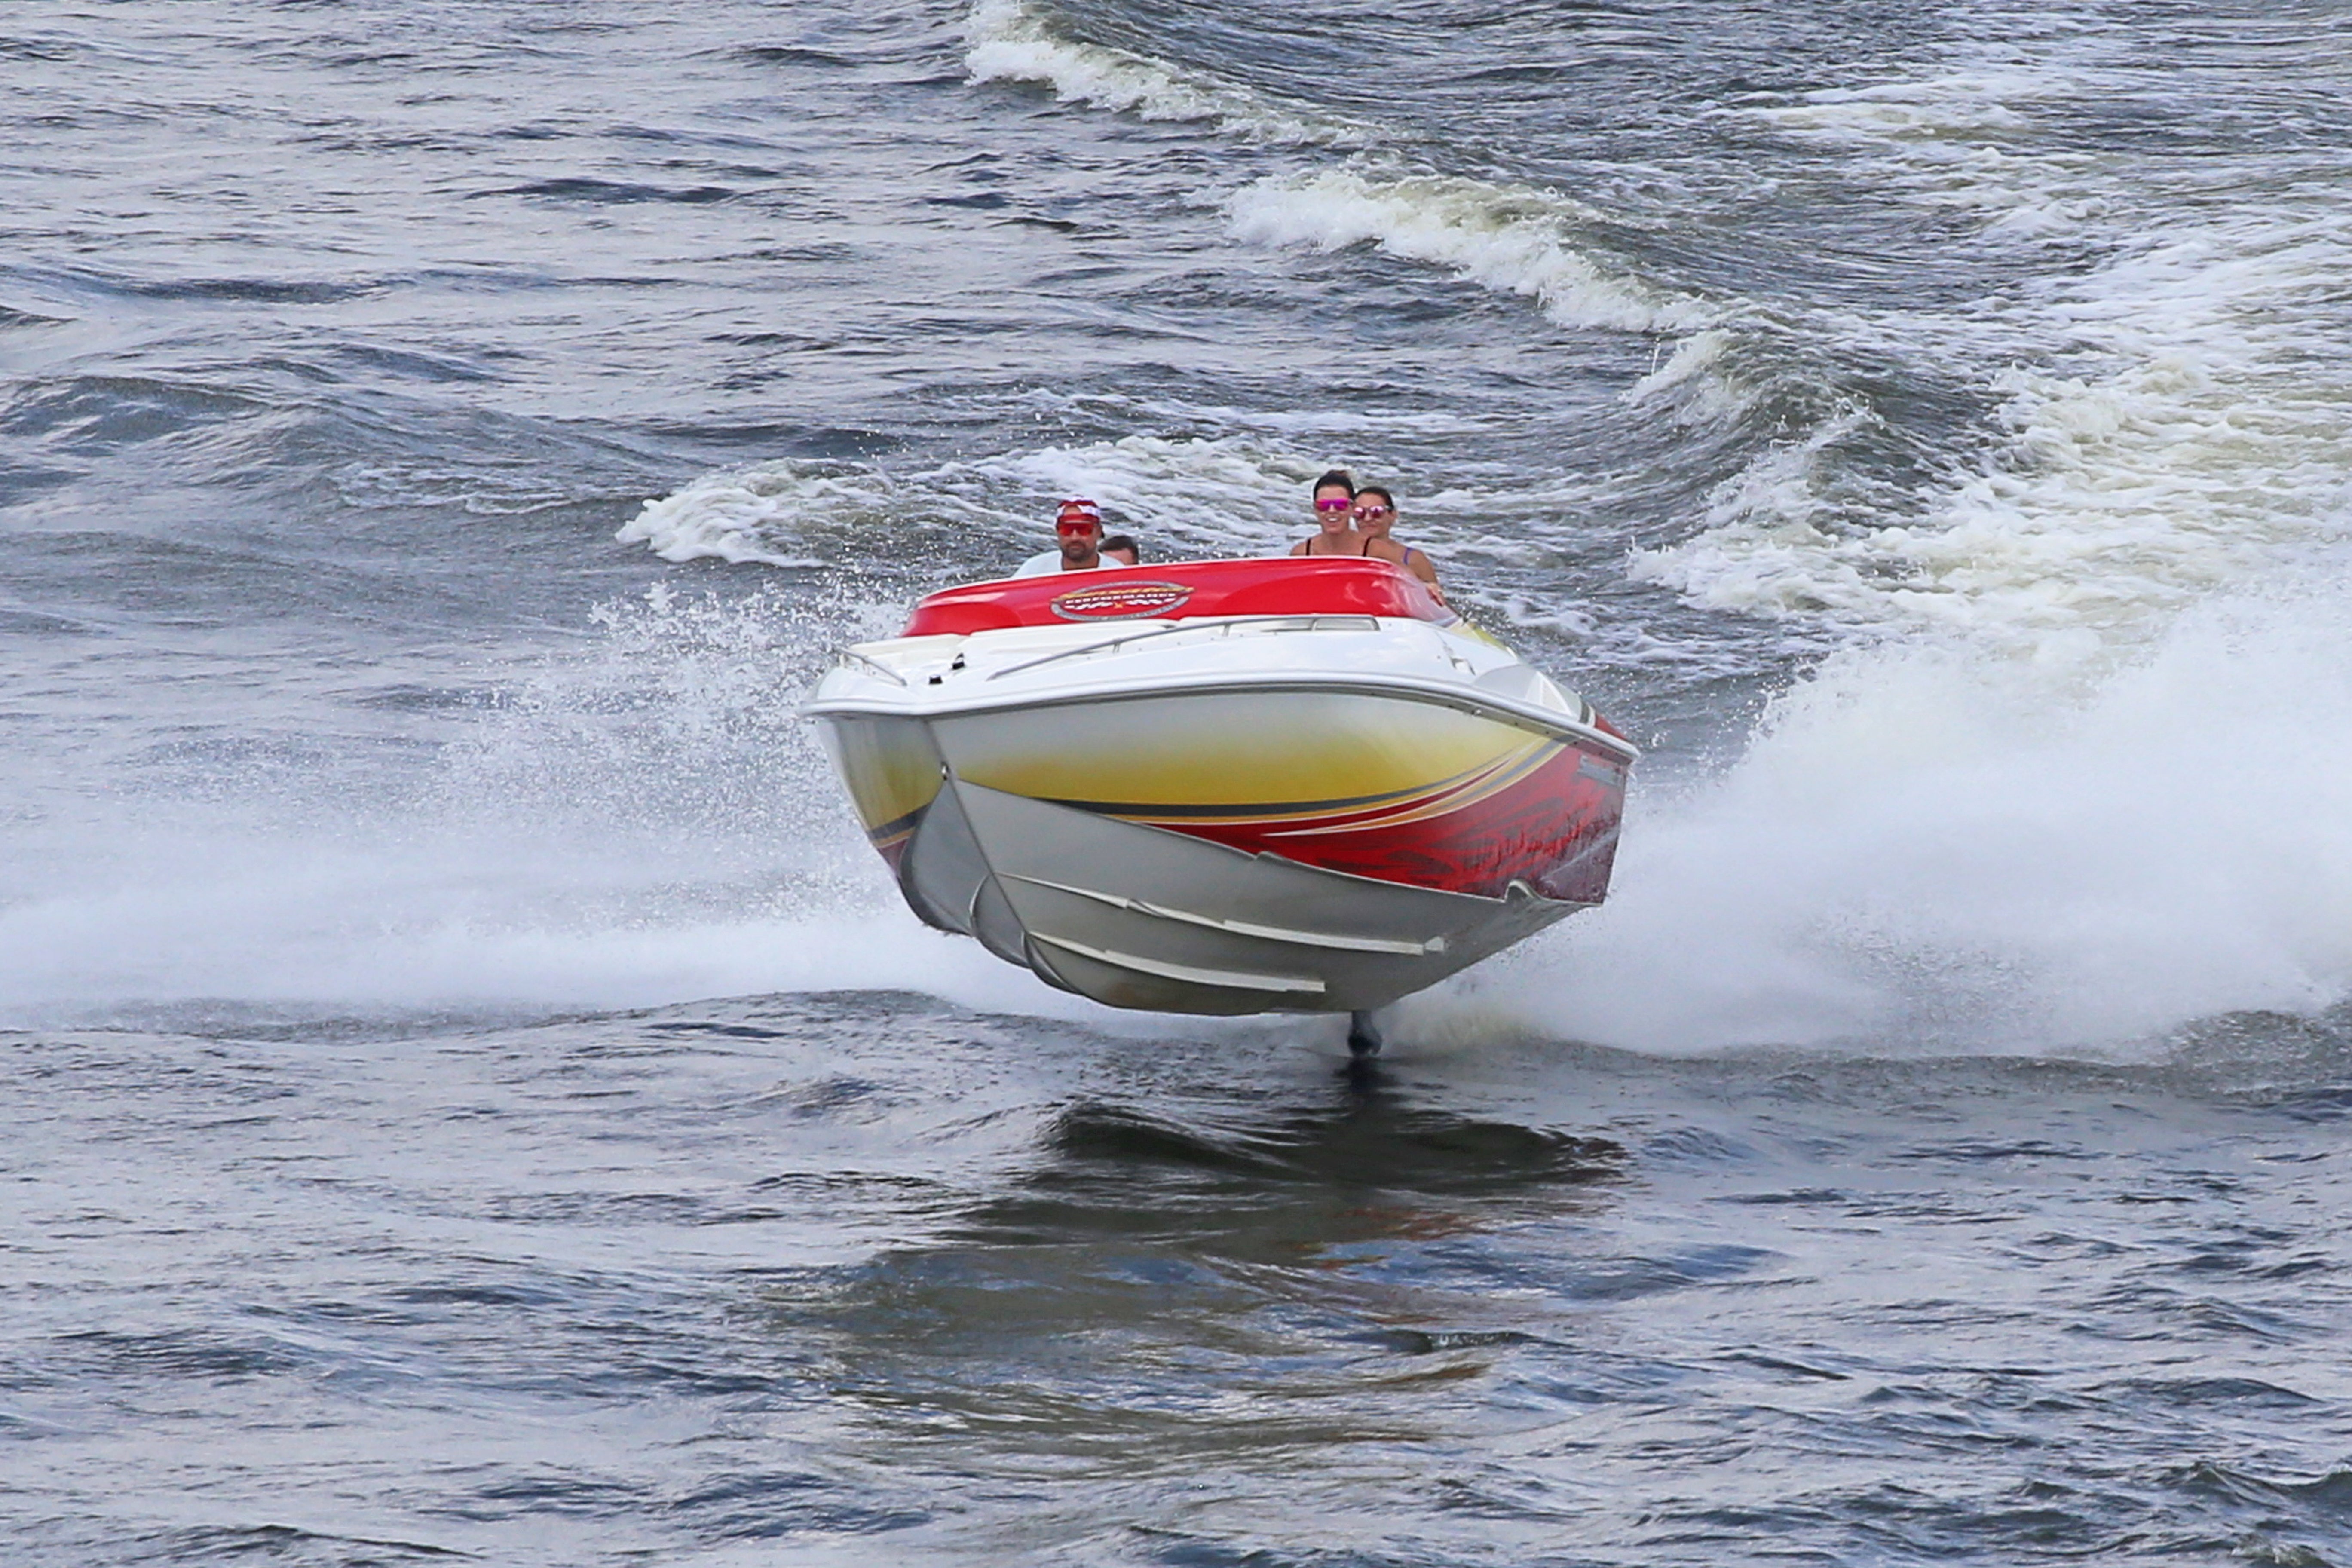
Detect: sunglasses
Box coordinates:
(1353, 504, 1393, 518)
(1055, 520, 1100, 536)
(1315, 496, 1353, 511)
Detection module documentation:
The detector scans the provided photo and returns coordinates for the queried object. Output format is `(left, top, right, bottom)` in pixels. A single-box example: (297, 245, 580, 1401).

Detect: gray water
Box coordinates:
(6, 1, 2352, 1562)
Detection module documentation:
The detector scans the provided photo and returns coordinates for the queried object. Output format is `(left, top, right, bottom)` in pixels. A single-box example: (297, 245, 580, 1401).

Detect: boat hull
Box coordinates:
(814, 680, 1627, 1014)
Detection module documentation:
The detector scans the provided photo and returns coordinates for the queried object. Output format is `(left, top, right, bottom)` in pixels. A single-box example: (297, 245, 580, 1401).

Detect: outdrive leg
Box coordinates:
(1347, 1009, 1384, 1060)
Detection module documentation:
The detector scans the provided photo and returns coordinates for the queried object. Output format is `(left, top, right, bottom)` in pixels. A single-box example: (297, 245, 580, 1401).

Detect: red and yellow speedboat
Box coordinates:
(806, 558, 1634, 1028)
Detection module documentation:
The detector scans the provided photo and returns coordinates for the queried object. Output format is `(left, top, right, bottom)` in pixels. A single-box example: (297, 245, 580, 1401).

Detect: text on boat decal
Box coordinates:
(1049, 580, 1195, 621)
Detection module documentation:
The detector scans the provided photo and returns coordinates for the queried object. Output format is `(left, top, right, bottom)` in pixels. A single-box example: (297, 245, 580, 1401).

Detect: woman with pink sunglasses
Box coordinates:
(1289, 469, 1370, 557)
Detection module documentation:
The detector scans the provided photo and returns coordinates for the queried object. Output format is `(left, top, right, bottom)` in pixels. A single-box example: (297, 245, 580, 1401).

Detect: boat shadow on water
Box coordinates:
(1004, 1084, 1622, 1215)
(951, 1077, 1624, 1268)
(759, 1077, 1628, 1462)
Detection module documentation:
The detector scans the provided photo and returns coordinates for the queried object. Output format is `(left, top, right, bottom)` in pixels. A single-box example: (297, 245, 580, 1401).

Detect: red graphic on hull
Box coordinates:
(1139, 743, 1626, 903)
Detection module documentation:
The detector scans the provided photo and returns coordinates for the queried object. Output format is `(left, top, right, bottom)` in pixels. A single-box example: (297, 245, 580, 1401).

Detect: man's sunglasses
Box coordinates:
(1055, 520, 1101, 536)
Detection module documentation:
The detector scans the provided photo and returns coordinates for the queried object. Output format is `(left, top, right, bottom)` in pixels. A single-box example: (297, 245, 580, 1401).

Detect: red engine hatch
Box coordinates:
(903, 557, 1453, 638)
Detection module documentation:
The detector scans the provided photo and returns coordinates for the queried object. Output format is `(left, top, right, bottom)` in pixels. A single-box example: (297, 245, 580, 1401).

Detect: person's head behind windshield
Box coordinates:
(1055, 498, 1103, 565)
(1311, 468, 1356, 533)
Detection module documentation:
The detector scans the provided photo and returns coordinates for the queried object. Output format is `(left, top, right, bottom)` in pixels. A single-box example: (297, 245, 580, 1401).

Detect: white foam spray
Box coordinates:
(0, 586, 1117, 1028)
(1455, 571, 2352, 1054)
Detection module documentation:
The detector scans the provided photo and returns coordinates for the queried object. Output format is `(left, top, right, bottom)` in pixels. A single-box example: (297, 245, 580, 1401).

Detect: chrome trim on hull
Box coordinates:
(1003, 874, 1445, 956)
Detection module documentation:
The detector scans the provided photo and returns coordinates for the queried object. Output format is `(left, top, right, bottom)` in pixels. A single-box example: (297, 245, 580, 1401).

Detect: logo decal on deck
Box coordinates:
(1049, 580, 1194, 620)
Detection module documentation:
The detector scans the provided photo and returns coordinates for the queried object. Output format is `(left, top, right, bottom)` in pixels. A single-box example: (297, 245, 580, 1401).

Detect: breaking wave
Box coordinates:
(618, 463, 898, 569)
(963, 0, 1359, 147)
(1228, 168, 1715, 336)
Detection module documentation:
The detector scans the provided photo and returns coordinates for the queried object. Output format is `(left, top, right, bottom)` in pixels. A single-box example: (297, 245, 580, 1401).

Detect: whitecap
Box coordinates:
(1228, 167, 1715, 336)
(963, 0, 1358, 147)
(616, 462, 896, 569)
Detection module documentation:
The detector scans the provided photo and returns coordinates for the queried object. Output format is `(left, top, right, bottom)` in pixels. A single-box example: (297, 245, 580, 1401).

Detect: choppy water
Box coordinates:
(5, 1, 2351, 1562)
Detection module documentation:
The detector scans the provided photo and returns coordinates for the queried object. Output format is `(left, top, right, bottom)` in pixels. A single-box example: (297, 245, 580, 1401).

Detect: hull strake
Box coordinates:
(898, 776, 1577, 1014)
